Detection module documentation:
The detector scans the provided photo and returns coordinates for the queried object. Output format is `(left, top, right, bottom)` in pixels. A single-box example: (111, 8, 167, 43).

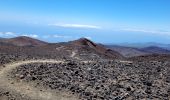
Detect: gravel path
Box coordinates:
(0, 60, 79, 100)
(70, 51, 76, 58)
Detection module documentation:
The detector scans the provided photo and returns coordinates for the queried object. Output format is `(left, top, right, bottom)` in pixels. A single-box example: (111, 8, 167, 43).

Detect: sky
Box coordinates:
(0, 0, 170, 44)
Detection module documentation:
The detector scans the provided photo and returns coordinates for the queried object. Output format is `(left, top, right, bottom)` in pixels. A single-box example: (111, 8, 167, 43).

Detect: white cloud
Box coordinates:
(42, 35, 51, 39)
(48, 23, 101, 29)
(53, 34, 71, 38)
(5, 32, 16, 36)
(84, 36, 92, 39)
(42, 34, 71, 39)
(42, 34, 80, 39)
(0, 32, 39, 38)
(120, 28, 170, 35)
(22, 34, 38, 38)
(0, 32, 16, 36)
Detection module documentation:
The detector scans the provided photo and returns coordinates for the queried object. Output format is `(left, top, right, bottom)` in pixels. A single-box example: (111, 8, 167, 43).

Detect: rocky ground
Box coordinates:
(1, 37, 170, 100)
(0, 88, 31, 100)
(10, 60, 170, 100)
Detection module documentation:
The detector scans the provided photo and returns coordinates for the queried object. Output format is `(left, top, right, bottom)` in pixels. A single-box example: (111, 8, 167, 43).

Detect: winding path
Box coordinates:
(0, 60, 79, 100)
(70, 51, 76, 58)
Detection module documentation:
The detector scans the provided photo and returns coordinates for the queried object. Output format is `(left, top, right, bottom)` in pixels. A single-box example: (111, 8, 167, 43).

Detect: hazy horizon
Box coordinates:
(0, 0, 170, 44)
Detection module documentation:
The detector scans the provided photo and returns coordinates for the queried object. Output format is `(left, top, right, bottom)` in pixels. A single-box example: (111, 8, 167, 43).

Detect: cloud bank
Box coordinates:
(0, 32, 38, 38)
(0, 32, 16, 36)
(22, 34, 38, 38)
(120, 28, 170, 35)
(48, 23, 101, 29)
(42, 34, 74, 39)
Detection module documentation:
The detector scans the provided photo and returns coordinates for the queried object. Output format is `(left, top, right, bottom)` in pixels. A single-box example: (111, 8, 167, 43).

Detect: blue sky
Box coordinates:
(0, 0, 170, 43)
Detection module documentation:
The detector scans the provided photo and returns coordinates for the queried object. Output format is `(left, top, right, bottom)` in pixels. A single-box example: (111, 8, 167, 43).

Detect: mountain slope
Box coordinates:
(118, 42, 170, 50)
(70, 38, 124, 59)
(0, 36, 48, 46)
(105, 45, 148, 57)
(140, 46, 170, 54)
(0, 37, 124, 60)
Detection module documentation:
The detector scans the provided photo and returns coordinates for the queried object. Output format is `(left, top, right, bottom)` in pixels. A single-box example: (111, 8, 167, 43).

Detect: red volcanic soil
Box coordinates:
(0, 36, 48, 47)
(0, 37, 124, 60)
(70, 38, 124, 59)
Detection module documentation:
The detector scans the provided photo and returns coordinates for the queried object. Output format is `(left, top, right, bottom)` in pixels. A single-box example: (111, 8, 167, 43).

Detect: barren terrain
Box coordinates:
(0, 37, 170, 100)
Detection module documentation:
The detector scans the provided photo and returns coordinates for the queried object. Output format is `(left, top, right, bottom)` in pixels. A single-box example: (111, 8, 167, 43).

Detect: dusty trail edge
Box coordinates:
(0, 59, 79, 100)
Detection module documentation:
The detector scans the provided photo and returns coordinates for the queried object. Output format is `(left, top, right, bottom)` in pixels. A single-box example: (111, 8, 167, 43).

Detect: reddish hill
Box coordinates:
(0, 36, 48, 46)
(70, 38, 123, 59)
(0, 37, 123, 60)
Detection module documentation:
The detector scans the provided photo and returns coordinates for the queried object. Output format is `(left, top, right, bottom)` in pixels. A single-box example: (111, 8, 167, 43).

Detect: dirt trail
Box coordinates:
(70, 51, 76, 58)
(70, 50, 82, 60)
(0, 60, 79, 100)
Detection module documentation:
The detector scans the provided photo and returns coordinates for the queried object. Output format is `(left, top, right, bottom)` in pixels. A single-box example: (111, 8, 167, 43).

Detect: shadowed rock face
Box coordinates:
(70, 38, 124, 59)
(0, 36, 48, 47)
